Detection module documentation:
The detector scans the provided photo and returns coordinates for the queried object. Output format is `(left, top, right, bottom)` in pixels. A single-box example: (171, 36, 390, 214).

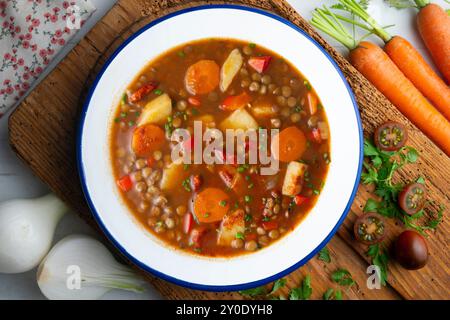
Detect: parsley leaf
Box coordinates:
(239, 286, 267, 297)
(323, 288, 343, 300)
(289, 275, 312, 300)
(270, 278, 286, 294)
(318, 246, 331, 263)
(366, 244, 389, 286)
(331, 269, 355, 287)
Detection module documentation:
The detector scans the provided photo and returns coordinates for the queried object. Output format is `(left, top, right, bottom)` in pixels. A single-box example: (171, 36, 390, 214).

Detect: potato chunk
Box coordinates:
(220, 49, 243, 92)
(219, 108, 258, 131)
(217, 209, 245, 246)
(282, 161, 308, 196)
(160, 162, 188, 192)
(250, 98, 277, 118)
(137, 93, 172, 126)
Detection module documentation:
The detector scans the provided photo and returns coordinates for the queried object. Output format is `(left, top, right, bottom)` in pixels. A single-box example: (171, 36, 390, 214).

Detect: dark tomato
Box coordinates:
(395, 230, 428, 270)
(399, 183, 426, 215)
(353, 212, 385, 245)
(374, 122, 408, 151)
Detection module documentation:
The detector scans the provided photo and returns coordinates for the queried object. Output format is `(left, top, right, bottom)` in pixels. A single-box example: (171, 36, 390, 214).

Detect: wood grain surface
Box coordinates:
(8, 0, 449, 300)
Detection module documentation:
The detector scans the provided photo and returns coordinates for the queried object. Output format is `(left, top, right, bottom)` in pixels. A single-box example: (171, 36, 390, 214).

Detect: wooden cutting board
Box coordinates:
(8, 0, 449, 300)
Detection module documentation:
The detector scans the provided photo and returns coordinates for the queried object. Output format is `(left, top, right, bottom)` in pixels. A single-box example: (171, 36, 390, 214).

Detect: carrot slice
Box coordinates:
(185, 60, 220, 95)
(271, 126, 307, 162)
(193, 188, 230, 223)
(131, 124, 165, 157)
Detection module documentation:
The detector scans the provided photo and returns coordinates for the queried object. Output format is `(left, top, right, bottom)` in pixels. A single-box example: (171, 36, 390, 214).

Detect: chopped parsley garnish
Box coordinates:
(303, 80, 312, 90)
(121, 93, 127, 104)
(181, 178, 191, 192)
(153, 89, 163, 95)
(235, 232, 245, 240)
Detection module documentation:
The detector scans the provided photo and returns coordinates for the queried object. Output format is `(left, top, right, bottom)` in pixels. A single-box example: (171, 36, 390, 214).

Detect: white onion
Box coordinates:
(37, 234, 146, 300)
(0, 193, 67, 273)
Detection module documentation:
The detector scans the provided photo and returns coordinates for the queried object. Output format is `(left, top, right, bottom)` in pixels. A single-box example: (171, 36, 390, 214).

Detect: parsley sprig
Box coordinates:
(366, 243, 389, 286)
(361, 139, 444, 235)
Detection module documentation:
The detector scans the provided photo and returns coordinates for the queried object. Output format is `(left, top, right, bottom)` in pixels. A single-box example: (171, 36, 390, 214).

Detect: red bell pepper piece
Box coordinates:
(183, 213, 194, 234)
(128, 81, 158, 103)
(306, 92, 318, 115)
(294, 194, 309, 206)
(262, 220, 278, 231)
(311, 128, 322, 144)
(116, 175, 132, 192)
(189, 227, 206, 248)
(219, 92, 252, 111)
(248, 56, 272, 73)
(188, 96, 201, 106)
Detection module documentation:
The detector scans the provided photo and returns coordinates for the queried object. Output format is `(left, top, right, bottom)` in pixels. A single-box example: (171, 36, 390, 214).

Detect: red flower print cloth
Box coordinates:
(0, 0, 95, 118)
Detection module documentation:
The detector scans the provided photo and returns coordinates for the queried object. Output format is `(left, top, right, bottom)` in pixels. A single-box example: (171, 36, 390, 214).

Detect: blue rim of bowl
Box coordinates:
(77, 4, 363, 292)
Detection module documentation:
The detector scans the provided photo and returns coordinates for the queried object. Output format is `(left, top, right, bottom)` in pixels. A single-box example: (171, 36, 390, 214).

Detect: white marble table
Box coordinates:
(0, 0, 446, 299)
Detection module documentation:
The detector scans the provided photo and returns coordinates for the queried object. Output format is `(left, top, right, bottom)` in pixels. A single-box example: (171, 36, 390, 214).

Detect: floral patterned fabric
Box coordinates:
(0, 0, 95, 118)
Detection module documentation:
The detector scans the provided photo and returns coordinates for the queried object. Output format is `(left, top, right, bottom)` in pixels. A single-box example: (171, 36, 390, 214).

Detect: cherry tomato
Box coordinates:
(374, 121, 408, 151)
(353, 212, 385, 245)
(399, 183, 426, 215)
(395, 230, 428, 270)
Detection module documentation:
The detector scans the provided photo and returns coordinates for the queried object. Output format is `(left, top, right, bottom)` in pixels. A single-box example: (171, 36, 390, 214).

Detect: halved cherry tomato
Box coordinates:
(131, 123, 165, 157)
(248, 56, 272, 73)
(185, 60, 220, 95)
(193, 188, 230, 223)
(262, 220, 278, 231)
(374, 121, 408, 151)
(306, 92, 318, 115)
(353, 212, 385, 245)
(219, 92, 252, 111)
(183, 213, 194, 234)
(188, 96, 201, 106)
(310, 128, 322, 144)
(116, 175, 132, 192)
(128, 81, 158, 103)
(294, 194, 308, 206)
(271, 126, 307, 162)
(399, 183, 426, 215)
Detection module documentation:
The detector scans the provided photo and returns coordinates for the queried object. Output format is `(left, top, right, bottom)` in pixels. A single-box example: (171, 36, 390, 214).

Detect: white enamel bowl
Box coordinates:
(78, 5, 363, 291)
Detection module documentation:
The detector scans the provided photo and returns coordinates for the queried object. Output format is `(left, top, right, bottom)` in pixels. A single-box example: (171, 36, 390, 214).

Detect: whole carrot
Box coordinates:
(349, 41, 450, 156)
(336, 0, 450, 120)
(311, 7, 450, 156)
(384, 37, 450, 120)
(415, 2, 450, 84)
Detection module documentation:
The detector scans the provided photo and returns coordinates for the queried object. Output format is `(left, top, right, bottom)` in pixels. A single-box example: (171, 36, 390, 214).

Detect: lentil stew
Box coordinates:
(110, 39, 331, 257)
